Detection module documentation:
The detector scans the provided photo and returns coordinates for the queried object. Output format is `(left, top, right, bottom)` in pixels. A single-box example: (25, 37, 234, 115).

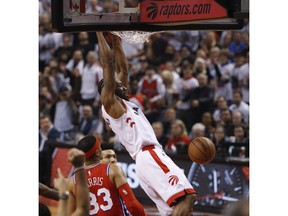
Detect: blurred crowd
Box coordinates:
(39, 0, 249, 186)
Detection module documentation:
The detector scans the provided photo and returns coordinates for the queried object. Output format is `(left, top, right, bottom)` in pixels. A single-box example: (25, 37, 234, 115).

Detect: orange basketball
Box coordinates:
(188, 137, 216, 164)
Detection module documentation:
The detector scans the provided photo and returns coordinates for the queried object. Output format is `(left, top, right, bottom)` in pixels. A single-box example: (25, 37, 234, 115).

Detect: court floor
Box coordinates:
(47, 204, 222, 216)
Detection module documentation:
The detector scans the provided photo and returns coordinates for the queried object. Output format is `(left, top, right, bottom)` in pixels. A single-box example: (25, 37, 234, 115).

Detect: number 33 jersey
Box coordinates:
(73, 163, 130, 216)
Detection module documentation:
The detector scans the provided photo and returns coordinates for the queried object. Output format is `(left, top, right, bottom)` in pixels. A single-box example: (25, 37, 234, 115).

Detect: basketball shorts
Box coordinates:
(135, 145, 196, 216)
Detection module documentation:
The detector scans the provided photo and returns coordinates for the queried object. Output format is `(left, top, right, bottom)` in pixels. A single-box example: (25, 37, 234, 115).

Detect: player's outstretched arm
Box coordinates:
(96, 32, 116, 103)
(110, 33, 129, 88)
(39, 182, 59, 201)
(110, 164, 147, 216)
(68, 148, 90, 216)
(96, 32, 125, 118)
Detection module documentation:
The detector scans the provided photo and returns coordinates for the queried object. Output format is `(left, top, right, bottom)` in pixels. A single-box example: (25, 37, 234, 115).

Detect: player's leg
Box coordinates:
(135, 146, 197, 215)
(136, 172, 172, 216)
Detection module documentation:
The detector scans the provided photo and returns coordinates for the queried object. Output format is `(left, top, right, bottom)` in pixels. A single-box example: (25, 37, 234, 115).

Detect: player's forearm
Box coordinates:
(39, 183, 60, 201)
(118, 183, 147, 216)
(112, 34, 129, 87)
(96, 32, 116, 92)
(74, 169, 90, 215)
(41, 188, 60, 201)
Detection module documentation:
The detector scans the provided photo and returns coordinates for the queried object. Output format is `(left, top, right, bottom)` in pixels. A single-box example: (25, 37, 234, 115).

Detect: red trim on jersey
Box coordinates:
(85, 138, 100, 158)
(120, 99, 127, 113)
(166, 188, 197, 207)
(142, 145, 170, 174)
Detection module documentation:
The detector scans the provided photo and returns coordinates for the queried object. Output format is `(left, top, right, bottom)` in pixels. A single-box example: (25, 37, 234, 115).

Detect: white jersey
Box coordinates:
(101, 99, 161, 159)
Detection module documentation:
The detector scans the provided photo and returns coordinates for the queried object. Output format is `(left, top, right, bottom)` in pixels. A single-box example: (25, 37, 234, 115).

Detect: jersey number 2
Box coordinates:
(89, 188, 113, 215)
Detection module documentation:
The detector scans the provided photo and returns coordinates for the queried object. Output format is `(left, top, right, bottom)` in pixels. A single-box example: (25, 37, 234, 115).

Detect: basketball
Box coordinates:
(188, 137, 216, 164)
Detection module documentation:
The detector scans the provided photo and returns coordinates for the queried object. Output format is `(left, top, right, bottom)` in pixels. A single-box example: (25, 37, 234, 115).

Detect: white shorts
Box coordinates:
(135, 145, 196, 216)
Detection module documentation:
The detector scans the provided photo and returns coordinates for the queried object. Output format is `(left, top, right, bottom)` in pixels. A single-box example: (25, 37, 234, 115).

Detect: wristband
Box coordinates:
(58, 191, 69, 200)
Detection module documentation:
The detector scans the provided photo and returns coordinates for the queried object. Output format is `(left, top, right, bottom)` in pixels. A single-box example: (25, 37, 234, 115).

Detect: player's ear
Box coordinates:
(96, 149, 101, 157)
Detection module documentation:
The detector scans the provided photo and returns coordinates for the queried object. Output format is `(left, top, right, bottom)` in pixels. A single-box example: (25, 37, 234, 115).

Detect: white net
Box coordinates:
(110, 31, 155, 44)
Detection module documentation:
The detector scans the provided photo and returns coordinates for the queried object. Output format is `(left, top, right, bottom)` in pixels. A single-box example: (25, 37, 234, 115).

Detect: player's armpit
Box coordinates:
(118, 183, 147, 216)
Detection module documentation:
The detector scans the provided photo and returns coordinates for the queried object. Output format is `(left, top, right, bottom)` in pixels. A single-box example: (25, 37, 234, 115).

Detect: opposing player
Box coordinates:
(67, 135, 146, 216)
(101, 147, 118, 164)
(96, 32, 197, 216)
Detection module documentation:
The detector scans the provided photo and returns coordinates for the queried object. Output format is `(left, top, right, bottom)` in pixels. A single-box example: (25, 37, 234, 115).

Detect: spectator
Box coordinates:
(65, 49, 85, 102)
(175, 64, 199, 129)
(206, 46, 221, 85)
(219, 108, 234, 137)
(231, 52, 246, 90)
(75, 32, 96, 58)
(138, 66, 166, 123)
(39, 94, 51, 118)
(78, 105, 103, 136)
(49, 86, 80, 142)
(162, 106, 177, 137)
(228, 125, 249, 157)
(39, 13, 58, 72)
(200, 31, 218, 55)
(152, 121, 169, 149)
(165, 119, 191, 154)
(229, 90, 249, 124)
(145, 33, 169, 67)
(218, 31, 232, 49)
(232, 111, 248, 134)
(233, 125, 249, 144)
(128, 79, 149, 112)
(164, 61, 180, 87)
(80, 51, 103, 106)
(190, 73, 215, 125)
(174, 31, 201, 53)
(39, 115, 61, 187)
(161, 70, 178, 107)
(133, 58, 148, 82)
(228, 32, 246, 55)
(193, 57, 207, 76)
(179, 45, 194, 65)
(201, 112, 216, 139)
(190, 122, 206, 139)
(53, 33, 74, 63)
(211, 125, 230, 158)
(237, 51, 249, 104)
(86, 0, 103, 13)
(102, 121, 117, 145)
(213, 95, 228, 123)
(213, 50, 234, 103)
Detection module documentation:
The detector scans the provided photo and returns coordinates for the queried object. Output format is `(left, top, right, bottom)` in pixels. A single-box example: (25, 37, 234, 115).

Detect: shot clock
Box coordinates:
(187, 160, 249, 212)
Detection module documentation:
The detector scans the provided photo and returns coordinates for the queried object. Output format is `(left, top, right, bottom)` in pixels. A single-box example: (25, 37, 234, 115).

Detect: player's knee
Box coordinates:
(183, 193, 197, 206)
(188, 193, 197, 202)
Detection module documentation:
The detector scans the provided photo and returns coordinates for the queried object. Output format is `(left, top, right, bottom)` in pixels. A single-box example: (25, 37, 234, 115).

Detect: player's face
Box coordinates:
(101, 150, 117, 164)
(115, 81, 129, 101)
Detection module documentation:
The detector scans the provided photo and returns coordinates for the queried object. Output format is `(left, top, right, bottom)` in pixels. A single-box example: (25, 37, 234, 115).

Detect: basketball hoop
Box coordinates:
(110, 31, 155, 44)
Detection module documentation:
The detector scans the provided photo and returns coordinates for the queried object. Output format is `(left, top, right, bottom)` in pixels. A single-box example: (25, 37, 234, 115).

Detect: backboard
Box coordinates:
(51, 0, 249, 33)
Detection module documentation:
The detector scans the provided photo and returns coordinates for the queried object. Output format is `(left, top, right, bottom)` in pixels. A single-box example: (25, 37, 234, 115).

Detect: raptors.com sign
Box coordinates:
(140, 0, 227, 23)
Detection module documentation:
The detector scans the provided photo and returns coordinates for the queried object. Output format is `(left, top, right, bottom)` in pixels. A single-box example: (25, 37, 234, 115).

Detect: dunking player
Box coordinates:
(67, 135, 146, 216)
(96, 32, 197, 216)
